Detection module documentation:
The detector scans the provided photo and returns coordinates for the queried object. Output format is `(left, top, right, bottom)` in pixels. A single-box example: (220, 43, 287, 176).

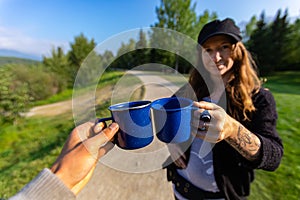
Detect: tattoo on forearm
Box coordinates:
(226, 125, 261, 161)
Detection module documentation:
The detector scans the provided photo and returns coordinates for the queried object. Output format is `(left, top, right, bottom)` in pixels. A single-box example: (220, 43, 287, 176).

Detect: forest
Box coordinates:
(1, 0, 299, 124)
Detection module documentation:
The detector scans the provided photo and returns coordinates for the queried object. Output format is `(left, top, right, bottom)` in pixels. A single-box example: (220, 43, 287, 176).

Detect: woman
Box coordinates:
(167, 18, 283, 200)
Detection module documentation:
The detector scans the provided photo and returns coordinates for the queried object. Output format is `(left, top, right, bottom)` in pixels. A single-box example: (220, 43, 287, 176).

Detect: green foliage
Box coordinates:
(43, 47, 70, 91)
(246, 9, 299, 75)
(269, 10, 290, 70)
(244, 16, 257, 40)
(0, 66, 30, 124)
(284, 18, 300, 70)
(100, 50, 115, 68)
(43, 47, 68, 73)
(0, 71, 127, 198)
(153, 0, 216, 39)
(68, 33, 97, 86)
(42, 33, 107, 89)
(111, 39, 137, 70)
(74, 51, 103, 88)
(0, 116, 74, 198)
(0, 57, 39, 66)
(11, 64, 59, 101)
(110, 33, 152, 71)
(136, 29, 148, 49)
(247, 12, 274, 75)
(0, 63, 67, 124)
(68, 33, 96, 67)
(31, 71, 124, 107)
(151, 0, 217, 73)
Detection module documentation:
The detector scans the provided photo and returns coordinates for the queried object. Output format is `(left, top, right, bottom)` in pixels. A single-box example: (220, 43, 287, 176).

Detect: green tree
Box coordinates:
(244, 16, 257, 41)
(153, 0, 216, 38)
(270, 9, 290, 70)
(134, 29, 150, 67)
(68, 33, 96, 86)
(12, 64, 58, 101)
(0, 66, 30, 124)
(111, 39, 136, 69)
(117, 39, 136, 57)
(247, 9, 291, 75)
(43, 46, 69, 90)
(285, 18, 300, 69)
(151, 0, 217, 73)
(74, 51, 102, 87)
(136, 29, 148, 49)
(247, 11, 273, 75)
(101, 50, 115, 68)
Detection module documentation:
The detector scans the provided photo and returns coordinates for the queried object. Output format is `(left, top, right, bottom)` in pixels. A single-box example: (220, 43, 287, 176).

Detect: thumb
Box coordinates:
(98, 122, 119, 142)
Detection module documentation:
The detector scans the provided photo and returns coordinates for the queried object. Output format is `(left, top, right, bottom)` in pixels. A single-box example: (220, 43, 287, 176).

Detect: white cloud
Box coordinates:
(0, 26, 69, 58)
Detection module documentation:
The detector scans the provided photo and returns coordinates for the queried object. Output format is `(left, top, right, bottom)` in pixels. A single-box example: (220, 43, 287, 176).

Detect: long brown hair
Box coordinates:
(189, 41, 261, 121)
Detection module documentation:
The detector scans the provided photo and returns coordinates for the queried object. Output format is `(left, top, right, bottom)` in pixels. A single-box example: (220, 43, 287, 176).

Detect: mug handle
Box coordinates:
(96, 117, 117, 144)
(97, 117, 113, 123)
(96, 117, 113, 128)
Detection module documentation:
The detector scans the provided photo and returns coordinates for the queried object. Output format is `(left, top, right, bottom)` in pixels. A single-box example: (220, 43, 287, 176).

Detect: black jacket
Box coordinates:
(171, 87, 283, 199)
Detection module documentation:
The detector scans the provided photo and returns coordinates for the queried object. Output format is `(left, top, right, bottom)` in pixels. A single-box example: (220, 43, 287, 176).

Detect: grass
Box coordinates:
(0, 70, 144, 199)
(249, 71, 300, 200)
(249, 91, 300, 199)
(0, 114, 74, 198)
(0, 70, 299, 199)
(33, 70, 124, 106)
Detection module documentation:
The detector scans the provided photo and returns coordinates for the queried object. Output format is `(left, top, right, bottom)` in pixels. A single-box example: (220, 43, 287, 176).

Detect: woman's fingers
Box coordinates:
(174, 157, 187, 169)
(193, 101, 218, 110)
(83, 123, 119, 157)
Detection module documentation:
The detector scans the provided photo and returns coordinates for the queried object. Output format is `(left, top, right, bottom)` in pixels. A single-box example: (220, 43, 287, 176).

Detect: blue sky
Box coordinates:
(0, 0, 299, 59)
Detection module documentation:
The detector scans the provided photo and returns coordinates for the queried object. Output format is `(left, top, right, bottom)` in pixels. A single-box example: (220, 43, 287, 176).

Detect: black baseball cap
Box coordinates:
(197, 18, 242, 45)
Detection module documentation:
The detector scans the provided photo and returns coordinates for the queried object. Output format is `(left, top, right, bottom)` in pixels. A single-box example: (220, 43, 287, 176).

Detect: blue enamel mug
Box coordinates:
(150, 97, 193, 143)
(150, 97, 211, 143)
(98, 100, 153, 150)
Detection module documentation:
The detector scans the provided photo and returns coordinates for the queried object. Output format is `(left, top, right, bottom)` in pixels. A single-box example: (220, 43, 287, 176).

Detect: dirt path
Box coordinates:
(25, 85, 114, 117)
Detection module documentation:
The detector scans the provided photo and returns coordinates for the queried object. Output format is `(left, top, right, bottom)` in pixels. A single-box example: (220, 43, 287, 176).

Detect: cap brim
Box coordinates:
(199, 32, 241, 45)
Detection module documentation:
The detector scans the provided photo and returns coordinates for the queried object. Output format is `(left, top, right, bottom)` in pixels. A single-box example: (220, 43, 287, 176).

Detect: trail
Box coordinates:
(25, 85, 114, 117)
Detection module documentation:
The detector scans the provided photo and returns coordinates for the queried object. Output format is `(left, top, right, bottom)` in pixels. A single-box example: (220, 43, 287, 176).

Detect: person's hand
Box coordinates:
(192, 101, 238, 143)
(168, 143, 188, 169)
(50, 121, 119, 195)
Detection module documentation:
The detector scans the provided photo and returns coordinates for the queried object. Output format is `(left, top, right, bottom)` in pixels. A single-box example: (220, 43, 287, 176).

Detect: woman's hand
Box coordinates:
(192, 101, 238, 143)
(51, 121, 119, 195)
(192, 101, 261, 161)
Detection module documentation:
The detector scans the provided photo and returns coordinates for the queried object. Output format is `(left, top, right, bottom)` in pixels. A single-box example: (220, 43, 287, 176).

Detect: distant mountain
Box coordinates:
(0, 49, 41, 61)
(0, 56, 40, 66)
